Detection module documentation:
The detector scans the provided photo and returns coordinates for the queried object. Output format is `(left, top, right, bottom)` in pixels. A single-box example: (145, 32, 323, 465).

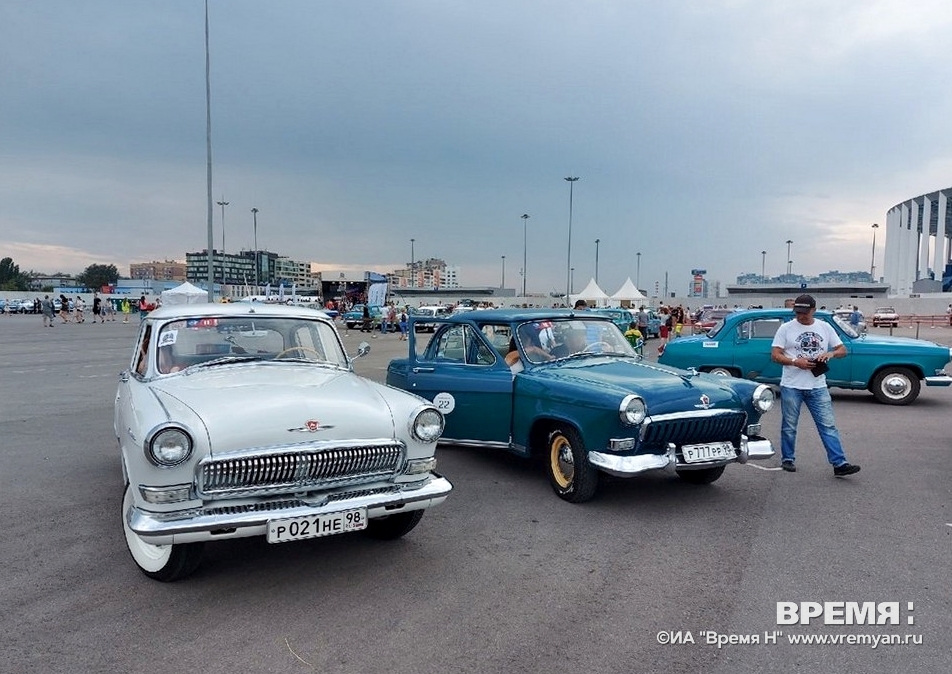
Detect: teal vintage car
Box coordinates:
(386, 309, 776, 503)
(658, 308, 952, 405)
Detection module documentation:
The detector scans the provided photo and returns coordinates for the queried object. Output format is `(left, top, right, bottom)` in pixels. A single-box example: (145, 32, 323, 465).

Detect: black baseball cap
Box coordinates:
(793, 294, 816, 313)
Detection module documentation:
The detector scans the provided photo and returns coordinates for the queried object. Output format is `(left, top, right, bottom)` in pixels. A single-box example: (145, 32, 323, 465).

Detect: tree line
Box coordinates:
(0, 257, 120, 291)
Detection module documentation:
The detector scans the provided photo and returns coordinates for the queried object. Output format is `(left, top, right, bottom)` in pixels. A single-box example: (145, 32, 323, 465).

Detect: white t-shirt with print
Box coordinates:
(771, 317, 842, 389)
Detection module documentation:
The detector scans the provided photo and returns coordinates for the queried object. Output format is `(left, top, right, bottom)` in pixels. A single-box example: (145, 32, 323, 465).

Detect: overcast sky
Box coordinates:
(3, 0, 952, 296)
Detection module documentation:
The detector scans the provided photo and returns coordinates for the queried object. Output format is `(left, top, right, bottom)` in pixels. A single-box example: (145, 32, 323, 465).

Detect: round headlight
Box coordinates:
(148, 428, 193, 466)
(752, 384, 775, 413)
(619, 394, 647, 426)
(411, 407, 444, 443)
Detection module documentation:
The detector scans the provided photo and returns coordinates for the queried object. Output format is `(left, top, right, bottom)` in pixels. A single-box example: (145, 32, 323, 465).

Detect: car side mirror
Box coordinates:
(355, 342, 371, 358)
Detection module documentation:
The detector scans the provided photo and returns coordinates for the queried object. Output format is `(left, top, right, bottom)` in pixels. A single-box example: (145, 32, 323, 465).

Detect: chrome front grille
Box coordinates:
(198, 441, 405, 498)
(640, 410, 747, 449)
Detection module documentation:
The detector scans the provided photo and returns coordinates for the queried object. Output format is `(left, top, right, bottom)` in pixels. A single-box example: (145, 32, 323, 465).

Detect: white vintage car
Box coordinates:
(115, 302, 451, 581)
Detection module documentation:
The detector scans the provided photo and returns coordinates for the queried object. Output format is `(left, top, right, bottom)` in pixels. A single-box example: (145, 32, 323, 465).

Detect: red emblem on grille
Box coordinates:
(305, 420, 319, 431)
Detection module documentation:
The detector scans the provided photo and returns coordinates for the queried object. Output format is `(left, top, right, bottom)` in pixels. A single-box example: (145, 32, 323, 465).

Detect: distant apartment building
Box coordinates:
(130, 260, 187, 282)
(184, 250, 318, 289)
(388, 258, 460, 289)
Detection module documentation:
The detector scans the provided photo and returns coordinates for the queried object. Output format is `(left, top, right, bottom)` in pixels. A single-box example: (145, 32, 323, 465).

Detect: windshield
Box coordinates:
(152, 315, 347, 375)
(515, 317, 636, 364)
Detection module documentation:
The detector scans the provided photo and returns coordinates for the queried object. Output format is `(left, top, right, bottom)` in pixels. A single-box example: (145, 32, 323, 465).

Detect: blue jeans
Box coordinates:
(779, 386, 848, 467)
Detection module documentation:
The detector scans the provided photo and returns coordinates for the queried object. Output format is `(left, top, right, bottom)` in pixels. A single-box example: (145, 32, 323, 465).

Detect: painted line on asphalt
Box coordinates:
(744, 463, 782, 471)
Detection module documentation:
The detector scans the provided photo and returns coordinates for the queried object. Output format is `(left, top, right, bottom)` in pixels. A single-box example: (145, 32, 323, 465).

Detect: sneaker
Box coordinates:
(833, 463, 861, 477)
(781, 461, 796, 472)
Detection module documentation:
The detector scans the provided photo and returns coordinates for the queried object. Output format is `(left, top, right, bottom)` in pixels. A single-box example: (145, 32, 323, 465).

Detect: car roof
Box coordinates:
(146, 302, 331, 322)
(432, 308, 612, 323)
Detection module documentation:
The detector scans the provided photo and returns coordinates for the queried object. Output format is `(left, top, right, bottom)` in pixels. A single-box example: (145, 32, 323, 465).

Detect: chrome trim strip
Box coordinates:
(587, 451, 672, 477)
(129, 475, 453, 544)
(438, 438, 511, 449)
(924, 375, 952, 387)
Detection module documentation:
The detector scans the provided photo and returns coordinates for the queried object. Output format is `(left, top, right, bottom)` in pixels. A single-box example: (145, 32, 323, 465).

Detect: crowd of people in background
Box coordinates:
(7, 292, 156, 327)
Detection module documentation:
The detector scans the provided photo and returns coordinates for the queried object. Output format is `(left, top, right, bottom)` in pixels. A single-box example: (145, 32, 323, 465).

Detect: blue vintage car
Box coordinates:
(658, 308, 952, 405)
(386, 309, 775, 503)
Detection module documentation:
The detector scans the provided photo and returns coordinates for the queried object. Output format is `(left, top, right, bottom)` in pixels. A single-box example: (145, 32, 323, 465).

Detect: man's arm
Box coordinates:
(771, 345, 812, 369)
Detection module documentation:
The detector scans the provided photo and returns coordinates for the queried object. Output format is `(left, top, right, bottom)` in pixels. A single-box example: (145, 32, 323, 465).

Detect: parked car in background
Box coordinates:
(115, 302, 451, 581)
(341, 304, 396, 331)
(387, 309, 775, 503)
(833, 308, 867, 333)
(693, 308, 734, 334)
(872, 307, 900, 328)
(658, 308, 952, 405)
(413, 305, 451, 332)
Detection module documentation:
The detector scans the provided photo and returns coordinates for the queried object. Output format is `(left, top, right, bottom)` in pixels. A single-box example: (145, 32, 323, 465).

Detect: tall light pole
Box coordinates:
(785, 239, 793, 276)
(204, 0, 215, 301)
(636, 251, 642, 290)
(217, 196, 229, 255)
(870, 223, 879, 279)
(410, 238, 415, 288)
(564, 176, 580, 304)
(595, 238, 601, 284)
(251, 207, 259, 290)
(761, 250, 766, 284)
(501, 255, 506, 289)
(521, 214, 530, 296)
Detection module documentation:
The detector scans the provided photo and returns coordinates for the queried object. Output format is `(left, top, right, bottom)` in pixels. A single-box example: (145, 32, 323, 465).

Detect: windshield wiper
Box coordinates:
(191, 355, 265, 369)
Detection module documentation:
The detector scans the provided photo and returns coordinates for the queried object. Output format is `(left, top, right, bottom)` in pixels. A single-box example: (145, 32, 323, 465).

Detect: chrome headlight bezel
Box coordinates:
(145, 424, 194, 467)
(619, 394, 647, 426)
(410, 406, 444, 443)
(752, 384, 776, 413)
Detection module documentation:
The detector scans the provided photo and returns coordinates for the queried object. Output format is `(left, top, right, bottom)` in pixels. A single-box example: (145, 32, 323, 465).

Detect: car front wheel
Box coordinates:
(363, 511, 424, 539)
(871, 367, 920, 405)
(546, 426, 598, 503)
(676, 465, 725, 484)
(122, 484, 204, 581)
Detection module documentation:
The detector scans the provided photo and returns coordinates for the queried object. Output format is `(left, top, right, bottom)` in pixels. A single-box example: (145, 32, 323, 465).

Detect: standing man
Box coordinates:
(41, 295, 55, 328)
(636, 305, 649, 336)
(770, 294, 860, 477)
(671, 304, 685, 338)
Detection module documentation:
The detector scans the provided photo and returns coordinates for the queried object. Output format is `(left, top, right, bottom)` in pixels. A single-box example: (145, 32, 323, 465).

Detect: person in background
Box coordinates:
(59, 294, 70, 324)
(624, 321, 644, 355)
(74, 296, 85, 323)
(41, 295, 55, 328)
(398, 309, 408, 341)
(92, 293, 104, 323)
(770, 294, 860, 477)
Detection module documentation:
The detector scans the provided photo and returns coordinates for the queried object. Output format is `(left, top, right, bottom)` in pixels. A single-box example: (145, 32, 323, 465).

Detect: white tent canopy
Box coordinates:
(610, 278, 646, 305)
(160, 281, 206, 306)
(570, 278, 610, 307)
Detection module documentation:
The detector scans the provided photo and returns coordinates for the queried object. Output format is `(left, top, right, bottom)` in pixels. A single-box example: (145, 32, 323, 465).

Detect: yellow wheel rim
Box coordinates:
(550, 435, 574, 489)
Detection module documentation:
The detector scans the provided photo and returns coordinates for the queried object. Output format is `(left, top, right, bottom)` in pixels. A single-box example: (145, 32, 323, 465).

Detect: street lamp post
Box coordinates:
(636, 251, 642, 290)
(521, 214, 529, 297)
(785, 240, 793, 276)
(564, 176, 580, 304)
(217, 197, 229, 256)
(501, 255, 506, 288)
(761, 250, 766, 284)
(410, 238, 415, 288)
(870, 223, 879, 279)
(251, 207, 259, 290)
(595, 238, 600, 284)
(570, 267, 575, 294)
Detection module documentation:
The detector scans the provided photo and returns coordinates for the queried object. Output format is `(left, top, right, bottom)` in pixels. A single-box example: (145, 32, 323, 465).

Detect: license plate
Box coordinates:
(681, 442, 735, 463)
(267, 509, 367, 543)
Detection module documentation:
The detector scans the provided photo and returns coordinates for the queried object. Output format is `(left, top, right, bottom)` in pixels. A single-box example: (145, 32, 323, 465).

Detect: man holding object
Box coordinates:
(770, 294, 861, 477)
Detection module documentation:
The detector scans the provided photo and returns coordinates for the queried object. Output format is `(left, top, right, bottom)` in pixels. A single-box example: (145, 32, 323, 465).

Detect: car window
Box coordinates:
(749, 318, 781, 339)
(516, 317, 636, 363)
(480, 323, 514, 356)
(423, 324, 494, 365)
(831, 314, 859, 338)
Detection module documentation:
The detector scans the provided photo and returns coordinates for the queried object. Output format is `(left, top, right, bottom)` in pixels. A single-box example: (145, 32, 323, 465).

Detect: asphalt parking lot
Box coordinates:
(2, 313, 951, 673)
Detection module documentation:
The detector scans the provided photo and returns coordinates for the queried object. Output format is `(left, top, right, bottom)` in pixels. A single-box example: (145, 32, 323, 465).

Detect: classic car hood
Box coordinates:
(852, 333, 948, 352)
(149, 366, 396, 453)
(528, 357, 744, 413)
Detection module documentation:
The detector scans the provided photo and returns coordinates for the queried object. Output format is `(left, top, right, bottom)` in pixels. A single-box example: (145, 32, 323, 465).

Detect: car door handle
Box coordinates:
(412, 366, 435, 373)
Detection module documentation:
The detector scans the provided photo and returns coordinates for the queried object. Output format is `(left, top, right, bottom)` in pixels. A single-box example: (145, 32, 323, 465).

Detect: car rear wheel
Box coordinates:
(122, 484, 204, 581)
(703, 366, 735, 377)
(363, 510, 424, 540)
(546, 426, 598, 503)
(871, 367, 920, 405)
(676, 465, 725, 485)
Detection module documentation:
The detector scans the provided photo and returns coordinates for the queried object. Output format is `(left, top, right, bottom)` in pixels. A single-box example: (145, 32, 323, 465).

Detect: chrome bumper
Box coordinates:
(588, 435, 775, 477)
(924, 375, 952, 387)
(128, 474, 452, 545)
